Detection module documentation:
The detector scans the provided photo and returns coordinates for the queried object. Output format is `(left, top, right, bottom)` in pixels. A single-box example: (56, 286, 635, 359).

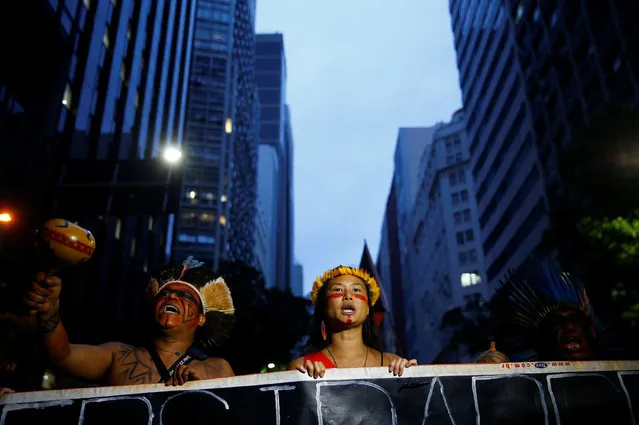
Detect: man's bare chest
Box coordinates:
(108, 345, 209, 386)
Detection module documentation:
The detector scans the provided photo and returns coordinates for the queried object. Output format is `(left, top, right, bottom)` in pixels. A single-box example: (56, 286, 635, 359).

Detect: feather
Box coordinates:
(199, 278, 235, 314)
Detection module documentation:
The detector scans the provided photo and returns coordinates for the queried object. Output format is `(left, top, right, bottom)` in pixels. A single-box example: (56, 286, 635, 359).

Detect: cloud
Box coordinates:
(256, 0, 462, 294)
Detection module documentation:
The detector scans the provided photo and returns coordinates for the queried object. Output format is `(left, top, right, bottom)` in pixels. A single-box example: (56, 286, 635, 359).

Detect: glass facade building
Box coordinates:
(254, 33, 294, 291)
(449, 0, 639, 285)
(173, 0, 259, 270)
(0, 0, 195, 328)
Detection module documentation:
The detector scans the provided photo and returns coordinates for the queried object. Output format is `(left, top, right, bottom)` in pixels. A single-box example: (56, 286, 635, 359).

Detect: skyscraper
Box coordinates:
(448, 1, 638, 285)
(255, 33, 294, 292)
(0, 0, 195, 327)
(173, 0, 259, 270)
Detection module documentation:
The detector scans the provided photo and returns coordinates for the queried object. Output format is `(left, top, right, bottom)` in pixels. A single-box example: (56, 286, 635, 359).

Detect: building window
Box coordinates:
(197, 235, 215, 244)
(468, 249, 477, 264)
(445, 141, 452, 152)
(456, 232, 464, 245)
(461, 190, 469, 202)
(447, 155, 454, 165)
(461, 272, 482, 287)
(449, 172, 457, 186)
(459, 251, 467, 265)
(458, 170, 466, 183)
(225, 117, 233, 133)
(103, 28, 110, 48)
(178, 233, 196, 243)
(120, 63, 126, 81)
(454, 138, 461, 149)
(465, 229, 475, 241)
(114, 219, 122, 240)
(452, 193, 460, 205)
(454, 211, 462, 225)
(180, 212, 196, 226)
(62, 83, 72, 108)
(219, 215, 227, 226)
(455, 152, 463, 162)
(463, 209, 471, 222)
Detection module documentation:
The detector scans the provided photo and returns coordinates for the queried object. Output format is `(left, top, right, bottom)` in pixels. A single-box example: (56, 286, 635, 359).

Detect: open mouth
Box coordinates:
(342, 304, 355, 315)
(162, 304, 180, 315)
(562, 335, 582, 353)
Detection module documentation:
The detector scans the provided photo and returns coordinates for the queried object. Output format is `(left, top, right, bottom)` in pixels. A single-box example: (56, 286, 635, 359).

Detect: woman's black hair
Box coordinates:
(303, 277, 380, 355)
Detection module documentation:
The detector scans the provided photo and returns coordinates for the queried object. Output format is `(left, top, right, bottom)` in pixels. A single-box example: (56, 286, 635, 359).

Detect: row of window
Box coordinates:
(453, 208, 472, 225)
(451, 189, 469, 205)
(458, 248, 478, 265)
(456, 228, 475, 245)
(449, 169, 466, 186)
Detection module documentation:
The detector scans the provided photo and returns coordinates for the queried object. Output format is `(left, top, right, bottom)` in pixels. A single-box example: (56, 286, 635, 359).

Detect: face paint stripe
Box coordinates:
(353, 294, 368, 302)
(327, 293, 343, 299)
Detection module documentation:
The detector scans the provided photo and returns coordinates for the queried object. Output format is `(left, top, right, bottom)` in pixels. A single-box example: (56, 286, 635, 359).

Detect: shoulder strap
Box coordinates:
(146, 343, 197, 383)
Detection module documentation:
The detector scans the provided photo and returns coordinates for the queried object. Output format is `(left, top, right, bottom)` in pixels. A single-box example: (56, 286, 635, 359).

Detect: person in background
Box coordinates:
(490, 260, 611, 362)
(23, 256, 236, 387)
(0, 313, 44, 398)
(289, 265, 417, 378)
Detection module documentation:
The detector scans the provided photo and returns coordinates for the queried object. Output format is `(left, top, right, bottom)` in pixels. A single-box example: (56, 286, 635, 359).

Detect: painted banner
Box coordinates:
(1, 361, 639, 424)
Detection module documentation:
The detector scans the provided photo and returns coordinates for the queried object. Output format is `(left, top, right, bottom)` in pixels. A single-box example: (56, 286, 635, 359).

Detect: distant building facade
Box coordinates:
(255, 33, 294, 291)
(406, 110, 486, 363)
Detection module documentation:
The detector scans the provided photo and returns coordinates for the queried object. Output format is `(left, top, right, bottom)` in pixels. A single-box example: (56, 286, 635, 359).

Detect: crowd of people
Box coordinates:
(1, 256, 605, 398)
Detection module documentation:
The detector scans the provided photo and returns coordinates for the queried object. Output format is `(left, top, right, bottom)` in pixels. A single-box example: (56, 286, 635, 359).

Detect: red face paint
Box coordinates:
(353, 294, 368, 303)
(327, 293, 343, 299)
(347, 316, 353, 324)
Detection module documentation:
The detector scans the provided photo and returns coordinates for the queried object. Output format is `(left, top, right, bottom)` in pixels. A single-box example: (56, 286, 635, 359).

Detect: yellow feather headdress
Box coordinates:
(145, 256, 235, 349)
(310, 265, 380, 306)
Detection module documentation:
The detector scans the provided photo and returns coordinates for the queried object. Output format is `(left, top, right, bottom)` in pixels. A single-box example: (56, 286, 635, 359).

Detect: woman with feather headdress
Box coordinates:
(288, 265, 416, 378)
(23, 256, 236, 387)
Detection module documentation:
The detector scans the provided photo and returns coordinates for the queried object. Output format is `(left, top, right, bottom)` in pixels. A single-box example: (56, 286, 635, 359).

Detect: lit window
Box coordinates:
(103, 29, 110, 48)
(148, 216, 154, 231)
(200, 213, 215, 223)
(516, 4, 525, 23)
(83, 0, 91, 8)
(62, 84, 72, 108)
(219, 215, 227, 226)
(188, 190, 197, 199)
(225, 118, 232, 133)
(220, 194, 227, 202)
(127, 23, 132, 40)
(114, 219, 122, 240)
(461, 272, 481, 287)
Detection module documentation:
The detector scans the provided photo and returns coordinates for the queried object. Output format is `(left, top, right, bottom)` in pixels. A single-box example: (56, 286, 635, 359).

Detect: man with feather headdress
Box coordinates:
(23, 256, 236, 386)
(490, 260, 603, 362)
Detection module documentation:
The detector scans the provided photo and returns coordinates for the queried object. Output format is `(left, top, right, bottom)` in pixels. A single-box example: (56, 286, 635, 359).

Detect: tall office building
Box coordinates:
(255, 33, 294, 291)
(173, 0, 259, 270)
(406, 110, 486, 363)
(0, 0, 195, 327)
(448, 1, 639, 286)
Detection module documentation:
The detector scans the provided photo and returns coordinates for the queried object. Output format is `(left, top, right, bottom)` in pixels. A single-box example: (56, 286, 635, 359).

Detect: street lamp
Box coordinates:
(163, 146, 183, 164)
(0, 212, 12, 223)
(267, 363, 275, 369)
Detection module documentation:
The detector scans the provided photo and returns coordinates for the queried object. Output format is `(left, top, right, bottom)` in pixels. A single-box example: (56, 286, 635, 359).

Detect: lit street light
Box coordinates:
(163, 146, 183, 164)
(0, 212, 12, 223)
(267, 363, 275, 369)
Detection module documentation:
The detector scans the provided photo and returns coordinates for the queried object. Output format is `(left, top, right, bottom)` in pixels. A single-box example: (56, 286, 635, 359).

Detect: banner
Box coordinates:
(2, 361, 639, 424)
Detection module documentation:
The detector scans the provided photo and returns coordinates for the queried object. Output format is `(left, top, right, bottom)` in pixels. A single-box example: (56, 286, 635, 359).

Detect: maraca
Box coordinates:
(476, 341, 510, 364)
(35, 218, 96, 270)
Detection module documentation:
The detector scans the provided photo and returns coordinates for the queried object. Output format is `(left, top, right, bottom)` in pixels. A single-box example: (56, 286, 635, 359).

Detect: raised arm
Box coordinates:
(24, 273, 117, 382)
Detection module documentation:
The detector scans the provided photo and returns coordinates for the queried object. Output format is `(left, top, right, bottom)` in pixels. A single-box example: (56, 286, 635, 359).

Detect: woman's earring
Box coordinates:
(321, 321, 327, 341)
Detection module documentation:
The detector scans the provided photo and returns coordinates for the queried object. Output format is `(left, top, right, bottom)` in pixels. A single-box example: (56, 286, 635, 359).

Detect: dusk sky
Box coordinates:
(256, 0, 463, 295)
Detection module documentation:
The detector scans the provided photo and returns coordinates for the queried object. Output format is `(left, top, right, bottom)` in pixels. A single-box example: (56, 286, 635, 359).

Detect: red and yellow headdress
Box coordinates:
(310, 265, 380, 306)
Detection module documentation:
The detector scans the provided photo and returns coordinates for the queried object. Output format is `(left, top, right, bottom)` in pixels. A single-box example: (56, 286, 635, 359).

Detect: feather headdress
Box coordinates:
(310, 265, 380, 306)
(146, 256, 235, 349)
(492, 260, 599, 361)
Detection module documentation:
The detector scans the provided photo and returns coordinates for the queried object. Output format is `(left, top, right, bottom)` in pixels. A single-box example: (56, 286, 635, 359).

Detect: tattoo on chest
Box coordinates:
(117, 346, 156, 384)
(38, 305, 61, 334)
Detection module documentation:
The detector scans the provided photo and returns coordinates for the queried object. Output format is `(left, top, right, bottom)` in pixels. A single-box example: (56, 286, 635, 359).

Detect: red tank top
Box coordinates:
(302, 351, 337, 368)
